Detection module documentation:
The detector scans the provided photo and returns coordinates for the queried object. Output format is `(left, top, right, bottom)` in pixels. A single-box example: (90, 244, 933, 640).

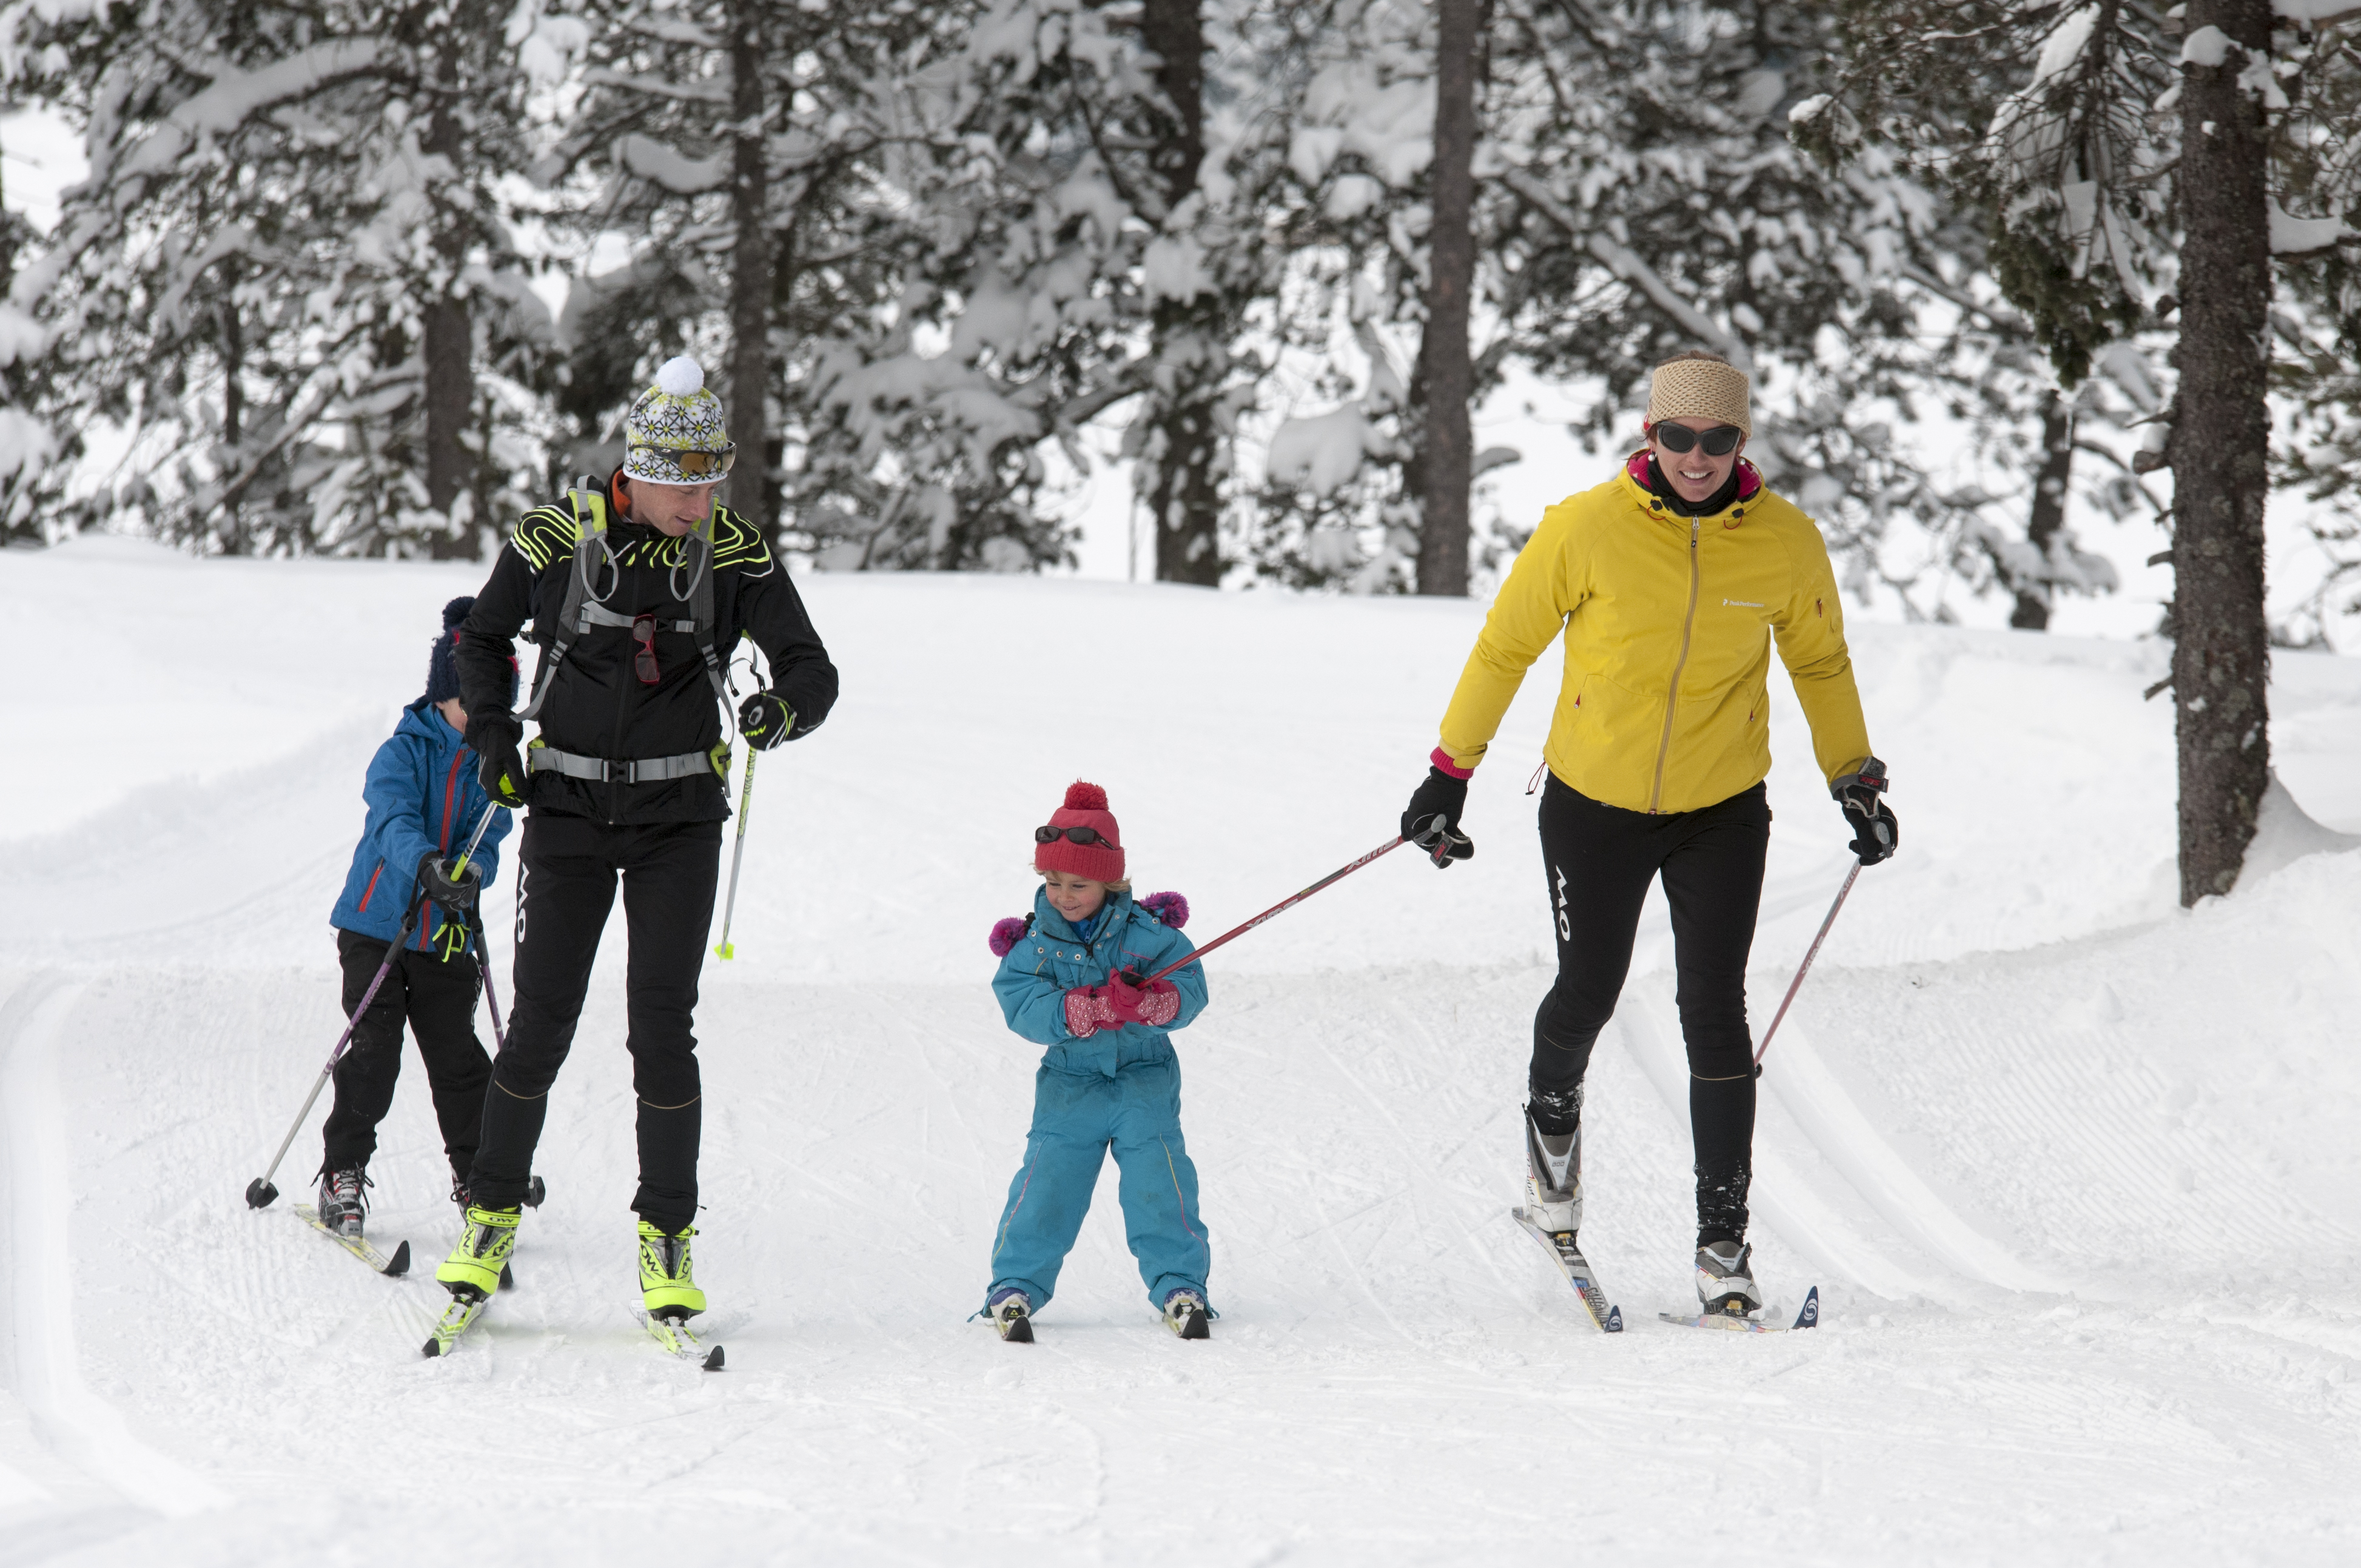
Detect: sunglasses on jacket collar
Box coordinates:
(1651, 423, 1743, 457)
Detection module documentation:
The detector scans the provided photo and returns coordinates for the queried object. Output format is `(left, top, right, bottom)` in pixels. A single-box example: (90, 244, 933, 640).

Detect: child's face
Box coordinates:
(1041, 869, 1109, 924)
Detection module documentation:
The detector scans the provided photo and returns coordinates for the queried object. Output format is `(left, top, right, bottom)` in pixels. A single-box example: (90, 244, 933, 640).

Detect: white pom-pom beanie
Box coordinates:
(622, 356, 734, 486)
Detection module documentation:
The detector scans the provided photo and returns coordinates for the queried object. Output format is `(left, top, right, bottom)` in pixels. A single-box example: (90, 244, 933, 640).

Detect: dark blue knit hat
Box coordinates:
(425, 597, 516, 709)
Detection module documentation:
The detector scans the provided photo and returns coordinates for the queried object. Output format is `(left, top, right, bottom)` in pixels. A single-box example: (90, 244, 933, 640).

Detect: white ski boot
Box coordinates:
(1696, 1239, 1763, 1317)
(1523, 1105, 1582, 1239)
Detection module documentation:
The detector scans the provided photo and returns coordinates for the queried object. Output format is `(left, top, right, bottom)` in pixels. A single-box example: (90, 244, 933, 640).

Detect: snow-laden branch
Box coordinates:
(1499, 165, 1755, 373)
(2269, 198, 2357, 255)
(616, 134, 727, 194)
(115, 39, 386, 187)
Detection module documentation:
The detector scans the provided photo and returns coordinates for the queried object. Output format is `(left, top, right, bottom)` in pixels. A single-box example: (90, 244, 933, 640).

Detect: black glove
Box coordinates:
(737, 690, 796, 751)
(471, 713, 528, 807)
(417, 853, 484, 910)
(1832, 757, 1898, 865)
(1401, 765, 1474, 868)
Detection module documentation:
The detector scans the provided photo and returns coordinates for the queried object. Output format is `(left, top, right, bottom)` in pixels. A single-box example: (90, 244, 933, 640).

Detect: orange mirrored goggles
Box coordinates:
(630, 443, 737, 477)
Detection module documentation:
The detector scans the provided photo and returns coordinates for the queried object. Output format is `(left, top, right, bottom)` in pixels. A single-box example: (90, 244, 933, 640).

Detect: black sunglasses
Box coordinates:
(1035, 825, 1115, 847)
(1653, 423, 1743, 457)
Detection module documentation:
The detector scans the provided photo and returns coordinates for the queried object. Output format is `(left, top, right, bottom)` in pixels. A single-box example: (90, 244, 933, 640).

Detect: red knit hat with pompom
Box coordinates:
(1035, 780, 1124, 884)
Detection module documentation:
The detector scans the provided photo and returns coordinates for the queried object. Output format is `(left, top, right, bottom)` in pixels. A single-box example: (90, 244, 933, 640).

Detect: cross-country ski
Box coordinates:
(1509, 1208, 1622, 1332)
(1660, 1287, 1822, 1335)
(640, 1308, 725, 1370)
(294, 1202, 411, 1278)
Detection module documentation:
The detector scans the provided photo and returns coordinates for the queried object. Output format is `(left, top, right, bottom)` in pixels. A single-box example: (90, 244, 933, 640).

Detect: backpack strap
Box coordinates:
(676, 510, 732, 716)
(516, 479, 616, 722)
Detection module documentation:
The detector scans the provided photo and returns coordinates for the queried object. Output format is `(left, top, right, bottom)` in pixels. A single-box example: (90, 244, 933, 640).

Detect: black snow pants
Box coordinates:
(321, 930, 492, 1184)
(1528, 773, 1768, 1246)
(471, 811, 723, 1233)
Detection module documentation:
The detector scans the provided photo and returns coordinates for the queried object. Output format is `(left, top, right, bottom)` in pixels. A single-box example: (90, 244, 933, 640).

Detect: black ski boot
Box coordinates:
(318, 1166, 369, 1238)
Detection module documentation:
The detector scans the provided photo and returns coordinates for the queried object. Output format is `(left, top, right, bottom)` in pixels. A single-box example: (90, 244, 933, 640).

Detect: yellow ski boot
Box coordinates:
(637, 1220, 705, 1320)
(436, 1204, 521, 1299)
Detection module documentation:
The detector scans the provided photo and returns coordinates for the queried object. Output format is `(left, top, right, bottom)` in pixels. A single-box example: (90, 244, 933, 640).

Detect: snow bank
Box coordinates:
(5, 551, 2361, 1564)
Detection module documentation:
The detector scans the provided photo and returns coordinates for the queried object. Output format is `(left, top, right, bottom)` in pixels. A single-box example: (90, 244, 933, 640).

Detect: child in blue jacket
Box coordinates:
(982, 781, 1212, 1341)
(317, 597, 516, 1238)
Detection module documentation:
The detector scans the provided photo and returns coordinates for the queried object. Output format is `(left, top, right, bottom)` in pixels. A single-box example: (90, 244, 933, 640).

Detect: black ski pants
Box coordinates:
(321, 930, 491, 1184)
(1530, 773, 1768, 1246)
(471, 812, 722, 1233)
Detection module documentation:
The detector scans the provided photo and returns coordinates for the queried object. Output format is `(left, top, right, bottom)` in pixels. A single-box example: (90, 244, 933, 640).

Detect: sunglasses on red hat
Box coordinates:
(1651, 423, 1743, 457)
(1036, 825, 1116, 847)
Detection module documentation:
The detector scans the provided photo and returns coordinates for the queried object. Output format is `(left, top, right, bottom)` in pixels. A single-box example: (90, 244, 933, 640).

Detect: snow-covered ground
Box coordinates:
(3, 535, 2359, 1565)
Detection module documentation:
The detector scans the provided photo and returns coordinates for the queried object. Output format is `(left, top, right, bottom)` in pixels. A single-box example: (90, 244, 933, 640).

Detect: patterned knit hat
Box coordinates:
(1645, 352, 1752, 438)
(1035, 781, 1125, 885)
(622, 357, 736, 486)
(424, 596, 517, 709)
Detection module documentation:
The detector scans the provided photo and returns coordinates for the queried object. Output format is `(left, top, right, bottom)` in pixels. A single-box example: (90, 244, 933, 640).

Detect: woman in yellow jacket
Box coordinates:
(1399, 352, 1899, 1318)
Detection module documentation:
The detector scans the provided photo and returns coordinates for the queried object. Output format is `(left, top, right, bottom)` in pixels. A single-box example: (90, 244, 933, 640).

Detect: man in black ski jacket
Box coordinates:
(438, 355, 836, 1322)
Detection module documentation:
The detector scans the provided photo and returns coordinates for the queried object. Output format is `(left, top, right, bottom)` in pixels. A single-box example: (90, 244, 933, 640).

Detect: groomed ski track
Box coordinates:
(3, 538, 2359, 1564)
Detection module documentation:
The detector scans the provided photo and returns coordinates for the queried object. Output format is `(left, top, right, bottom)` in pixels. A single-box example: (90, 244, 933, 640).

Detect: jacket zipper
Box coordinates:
(1648, 515, 1704, 814)
(607, 547, 638, 825)
(422, 749, 465, 951)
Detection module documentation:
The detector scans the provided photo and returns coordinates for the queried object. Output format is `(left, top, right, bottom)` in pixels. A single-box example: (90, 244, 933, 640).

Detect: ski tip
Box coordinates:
(499, 1262, 516, 1291)
(384, 1240, 412, 1277)
(421, 1338, 443, 1359)
(525, 1176, 547, 1208)
(1605, 1304, 1624, 1333)
(1793, 1285, 1821, 1332)
(244, 1178, 278, 1210)
(1004, 1318, 1034, 1344)
(702, 1344, 725, 1372)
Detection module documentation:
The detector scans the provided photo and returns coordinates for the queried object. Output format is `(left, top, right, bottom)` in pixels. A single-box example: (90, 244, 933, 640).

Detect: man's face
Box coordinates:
(623, 478, 720, 537)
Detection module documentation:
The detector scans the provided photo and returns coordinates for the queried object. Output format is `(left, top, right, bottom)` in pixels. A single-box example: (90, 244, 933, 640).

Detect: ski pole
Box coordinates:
(1135, 835, 1408, 988)
(446, 800, 502, 883)
(474, 927, 506, 1054)
(1753, 862, 1862, 1068)
(713, 748, 757, 960)
(244, 905, 420, 1208)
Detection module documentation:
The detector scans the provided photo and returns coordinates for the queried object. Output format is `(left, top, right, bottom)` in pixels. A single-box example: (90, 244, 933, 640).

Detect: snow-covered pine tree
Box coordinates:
(1241, 0, 1485, 593)
(2, 0, 556, 557)
(1485, 2, 2072, 620)
(1804, 0, 2361, 900)
(0, 143, 65, 546)
(2261, 9, 2361, 648)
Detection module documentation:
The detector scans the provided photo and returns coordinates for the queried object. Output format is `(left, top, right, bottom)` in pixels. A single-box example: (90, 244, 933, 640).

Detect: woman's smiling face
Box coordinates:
(1648, 415, 1745, 505)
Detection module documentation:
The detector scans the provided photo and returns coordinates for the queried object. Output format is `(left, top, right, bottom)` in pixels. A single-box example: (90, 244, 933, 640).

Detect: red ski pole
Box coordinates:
(1137, 835, 1409, 988)
(1753, 863, 1861, 1067)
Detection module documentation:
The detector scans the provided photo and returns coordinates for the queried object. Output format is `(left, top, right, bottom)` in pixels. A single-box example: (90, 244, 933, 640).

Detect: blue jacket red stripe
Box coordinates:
(331, 699, 512, 956)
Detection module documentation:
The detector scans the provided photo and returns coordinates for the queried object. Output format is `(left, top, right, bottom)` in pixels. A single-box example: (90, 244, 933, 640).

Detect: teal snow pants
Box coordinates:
(987, 1052, 1210, 1313)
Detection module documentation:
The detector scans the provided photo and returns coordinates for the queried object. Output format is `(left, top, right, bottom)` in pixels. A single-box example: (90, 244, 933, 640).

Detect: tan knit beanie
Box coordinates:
(1646, 353, 1751, 438)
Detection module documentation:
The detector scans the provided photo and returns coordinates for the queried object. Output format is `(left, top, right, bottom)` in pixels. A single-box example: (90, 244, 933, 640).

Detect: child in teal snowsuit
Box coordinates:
(982, 780, 1212, 1340)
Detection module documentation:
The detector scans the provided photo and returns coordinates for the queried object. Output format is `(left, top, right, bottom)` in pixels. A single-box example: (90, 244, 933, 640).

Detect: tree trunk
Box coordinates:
(2170, 0, 2274, 905)
(221, 286, 246, 554)
(2010, 389, 2073, 630)
(727, 0, 772, 536)
(1414, 0, 1478, 597)
(1143, 0, 1223, 586)
(421, 65, 475, 561)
